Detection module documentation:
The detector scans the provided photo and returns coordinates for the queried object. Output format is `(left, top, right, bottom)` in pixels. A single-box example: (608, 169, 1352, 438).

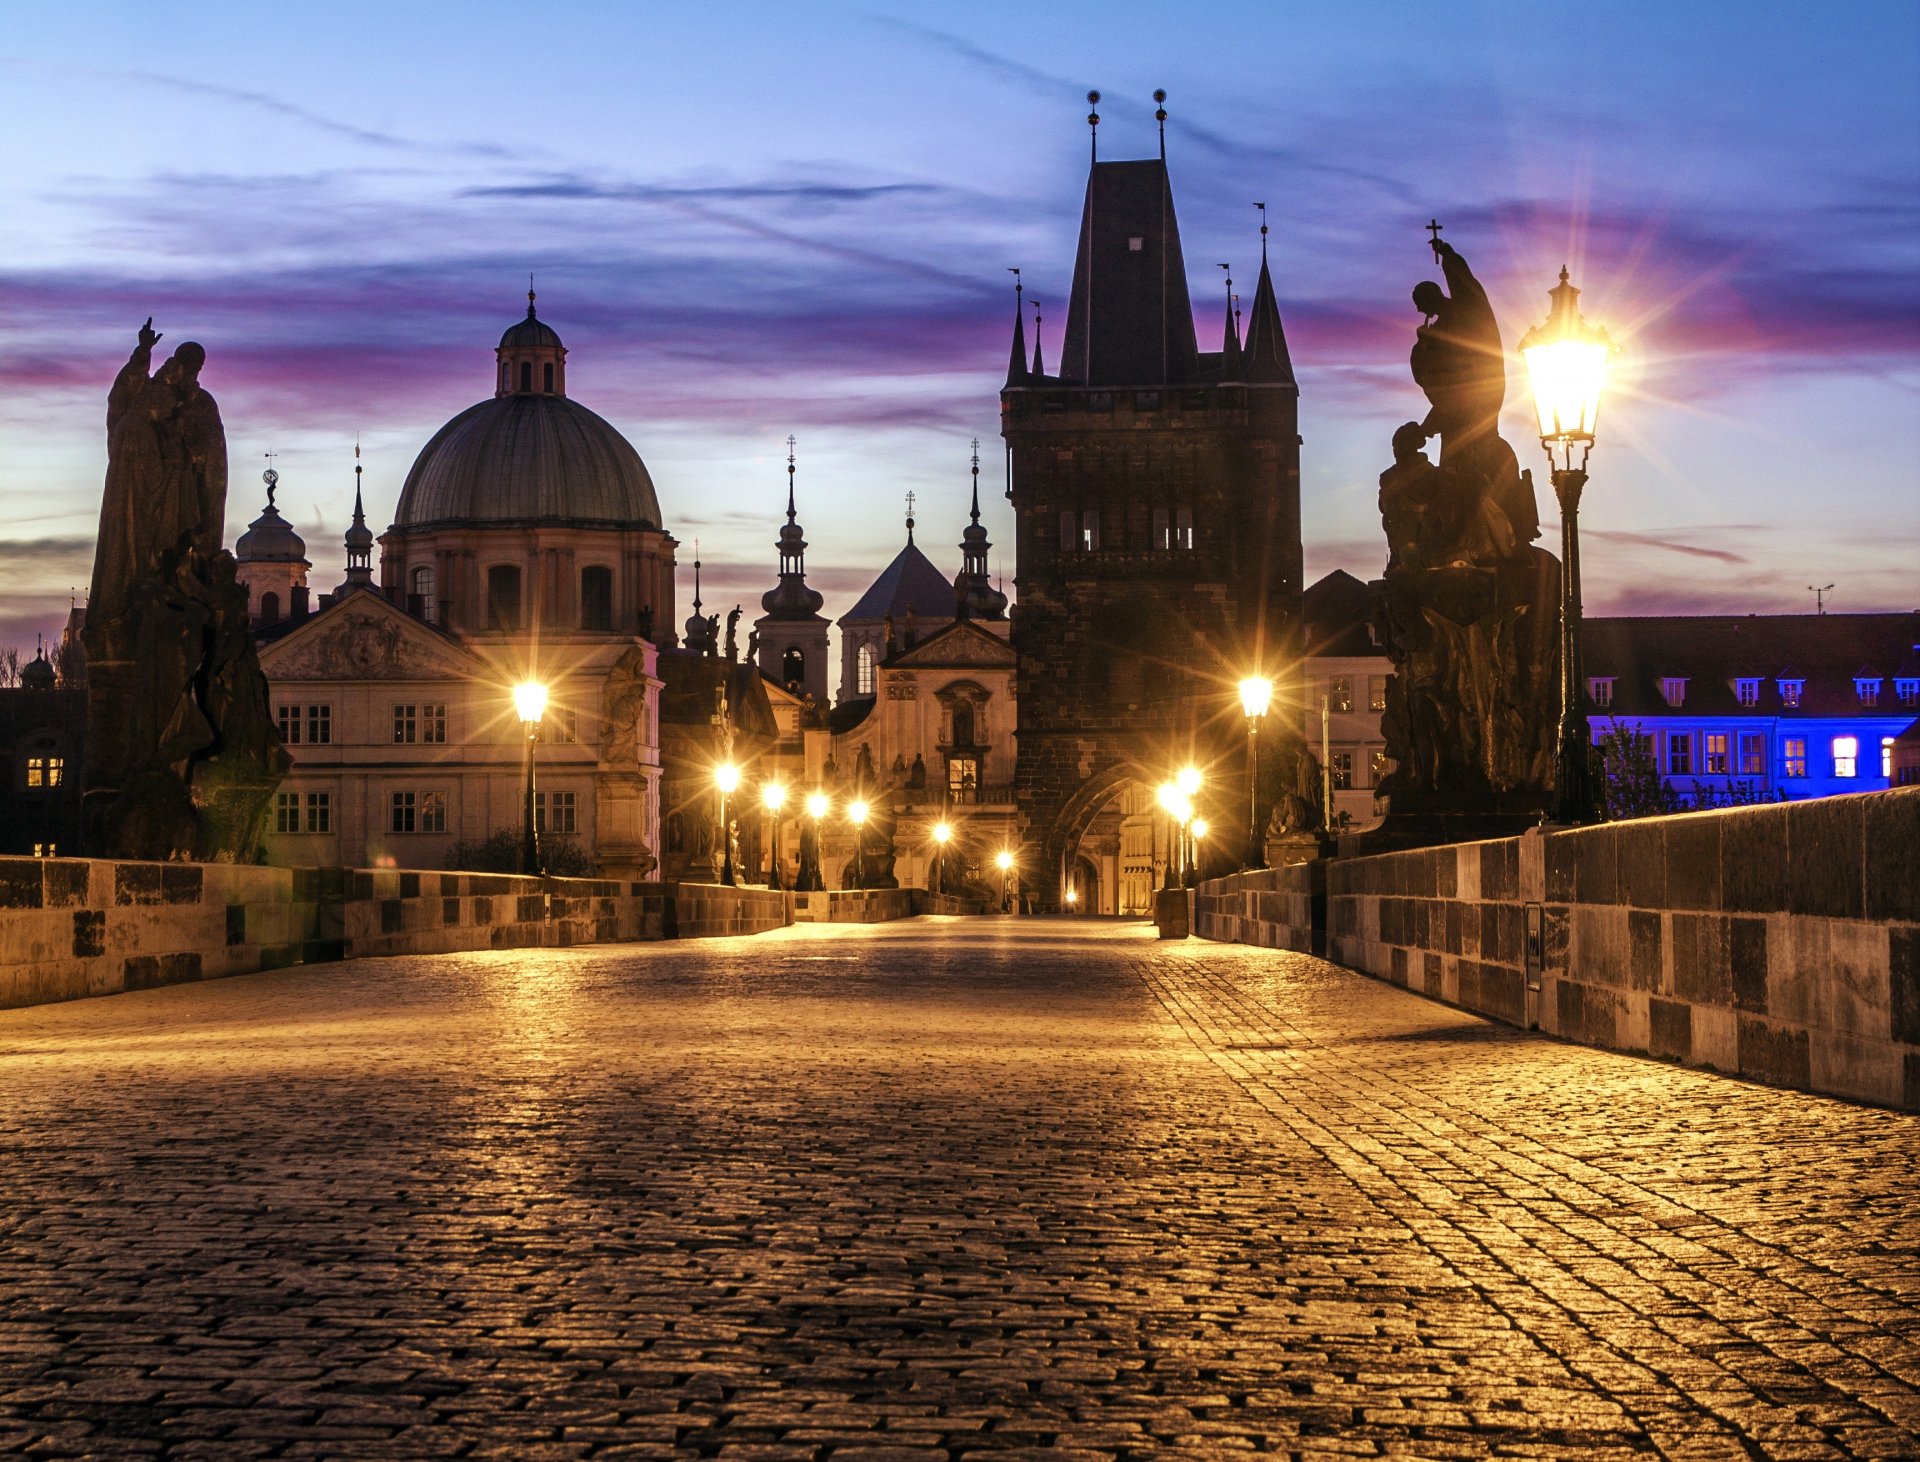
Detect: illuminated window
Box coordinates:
(1783, 737, 1806, 777)
(275, 792, 298, 833)
(1153, 507, 1171, 550)
(1832, 735, 1858, 778)
(390, 791, 416, 833)
(535, 790, 576, 834)
(276, 704, 301, 744)
(1328, 677, 1353, 713)
(1659, 677, 1687, 707)
(420, 791, 446, 834)
(306, 793, 331, 833)
(422, 705, 447, 744)
(1884, 736, 1896, 778)
(1856, 678, 1881, 707)
(1368, 676, 1388, 712)
(1330, 751, 1354, 790)
(1778, 679, 1803, 708)
(1368, 746, 1390, 784)
(1704, 733, 1729, 775)
(1080, 510, 1100, 552)
(1739, 733, 1765, 776)
(1588, 677, 1614, 707)
(25, 755, 63, 788)
(856, 644, 875, 696)
(1897, 679, 1919, 707)
(1735, 678, 1760, 706)
(393, 704, 417, 744)
(1175, 506, 1193, 549)
(947, 756, 979, 803)
(1668, 733, 1693, 776)
(32, 842, 56, 857)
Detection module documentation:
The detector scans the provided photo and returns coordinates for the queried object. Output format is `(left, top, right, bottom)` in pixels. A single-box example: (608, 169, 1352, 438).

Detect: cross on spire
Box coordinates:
(785, 434, 798, 520)
(904, 490, 917, 544)
(969, 437, 982, 523)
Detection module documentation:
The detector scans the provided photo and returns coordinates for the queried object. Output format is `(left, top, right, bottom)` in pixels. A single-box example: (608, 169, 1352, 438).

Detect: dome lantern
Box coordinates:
(496, 284, 568, 399)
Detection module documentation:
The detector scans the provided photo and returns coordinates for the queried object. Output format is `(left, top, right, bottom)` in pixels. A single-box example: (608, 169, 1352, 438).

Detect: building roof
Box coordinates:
(1057, 158, 1198, 387)
(235, 502, 309, 564)
(885, 618, 1018, 670)
(1303, 570, 1379, 658)
(391, 393, 662, 532)
(840, 539, 956, 625)
(499, 307, 564, 351)
(1583, 612, 1920, 718)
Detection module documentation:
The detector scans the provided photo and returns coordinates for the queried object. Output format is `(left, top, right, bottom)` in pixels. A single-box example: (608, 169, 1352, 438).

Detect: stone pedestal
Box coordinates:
(1155, 887, 1193, 940)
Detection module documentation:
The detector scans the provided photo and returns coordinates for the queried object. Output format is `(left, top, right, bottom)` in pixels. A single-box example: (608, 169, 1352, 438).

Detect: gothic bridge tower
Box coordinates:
(1003, 110, 1303, 909)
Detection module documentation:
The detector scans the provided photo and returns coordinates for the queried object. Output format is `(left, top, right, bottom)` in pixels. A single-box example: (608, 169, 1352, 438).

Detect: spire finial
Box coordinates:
(1256, 202, 1269, 264)
(1154, 88, 1167, 161)
(904, 490, 917, 544)
(785, 434, 798, 521)
(527, 272, 536, 317)
(969, 437, 982, 524)
(1087, 89, 1100, 162)
(692, 538, 702, 613)
(261, 451, 278, 508)
(353, 435, 364, 512)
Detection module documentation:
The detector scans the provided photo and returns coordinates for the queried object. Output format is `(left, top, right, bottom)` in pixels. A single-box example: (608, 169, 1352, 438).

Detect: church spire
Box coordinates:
(340, 438, 377, 594)
(1241, 203, 1294, 385)
(762, 437, 824, 621)
(1218, 263, 1241, 374)
(1005, 269, 1028, 386)
(1031, 297, 1045, 377)
(956, 437, 1007, 621)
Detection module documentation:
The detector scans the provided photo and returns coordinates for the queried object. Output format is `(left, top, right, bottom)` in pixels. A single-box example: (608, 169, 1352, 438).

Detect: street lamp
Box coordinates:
(1520, 265, 1614, 825)
(1175, 767, 1202, 888)
(849, 797, 869, 889)
(931, 819, 952, 896)
(512, 681, 548, 876)
(714, 762, 740, 885)
(799, 790, 829, 891)
(994, 847, 1015, 913)
(1237, 676, 1273, 869)
(1065, 885, 1079, 912)
(1155, 780, 1181, 889)
(761, 782, 787, 890)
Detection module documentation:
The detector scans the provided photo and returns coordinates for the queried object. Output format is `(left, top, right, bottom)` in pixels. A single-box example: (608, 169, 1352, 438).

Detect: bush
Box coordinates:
(444, 828, 594, 877)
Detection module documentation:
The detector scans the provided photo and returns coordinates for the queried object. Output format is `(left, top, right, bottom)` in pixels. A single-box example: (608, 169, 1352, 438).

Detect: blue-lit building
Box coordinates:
(1581, 612, 1920, 803)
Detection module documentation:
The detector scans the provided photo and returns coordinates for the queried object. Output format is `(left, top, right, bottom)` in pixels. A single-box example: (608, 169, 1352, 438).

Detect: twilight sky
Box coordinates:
(2, 0, 1916, 657)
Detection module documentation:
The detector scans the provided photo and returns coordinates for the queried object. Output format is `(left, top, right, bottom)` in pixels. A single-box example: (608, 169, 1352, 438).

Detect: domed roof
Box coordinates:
(499, 312, 564, 351)
(20, 651, 55, 690)
(393, 393, 662, 531)
(235, 502, 309, 563)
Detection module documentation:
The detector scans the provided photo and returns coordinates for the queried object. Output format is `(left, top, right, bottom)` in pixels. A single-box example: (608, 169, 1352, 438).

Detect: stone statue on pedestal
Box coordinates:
(82, 321, 288, 860)
(1372, 237, 1560, 829)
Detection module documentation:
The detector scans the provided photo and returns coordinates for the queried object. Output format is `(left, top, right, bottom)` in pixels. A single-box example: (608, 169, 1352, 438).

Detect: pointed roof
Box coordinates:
(1005, 282, 1028, 386)
(840, 539, 955, 625)
(1059, 158, 1199, 387)
(1220, 284, 1242, 376)
(1242, 254, 1294, 385)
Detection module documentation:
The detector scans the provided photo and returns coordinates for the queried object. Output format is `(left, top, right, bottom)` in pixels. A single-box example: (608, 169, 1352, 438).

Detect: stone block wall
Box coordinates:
(663, 882, 794, 939)
(1196, 787, 1920, 1110)
(792, 888, 987, 923)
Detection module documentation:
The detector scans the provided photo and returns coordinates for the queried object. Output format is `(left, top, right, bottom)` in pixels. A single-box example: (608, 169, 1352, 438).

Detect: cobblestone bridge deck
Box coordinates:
(1, 918, 1915, 1458)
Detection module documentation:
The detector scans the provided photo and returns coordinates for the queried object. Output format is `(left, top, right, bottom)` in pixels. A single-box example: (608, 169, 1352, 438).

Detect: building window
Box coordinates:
(412, 565, 437, 623)
(1368, 676, 1388, 713)
(276, 704, 301, 744)
(1739, 733, 1765, 776)
(947, 757, 979, 803)
(390, 791, 416, 832)
(1856, 678, 1881, 707)
(580, 566, 613, 630)
(1152, 507, 1170, 550)
(422, 704, 447, 744)
(1734, 678, 1760, 707)
(1368, 746, 1390, 784)
(856, 644, 875, 696)
(1668, 733, 1693, 776)
(487, 565, 522, 631)
(519, 361, 532, 392)
(259, 591, 280, 623)
(1704, 733, 1729, 775)
(1059, 510, 1077, 552)
(1897, 679, 1919, 707)
(1783, 737, 1806, 778)
(1327, 676, 1353, 713)
(1778, 679, 1803, 708)
(393, 704, 417, 744)
(275, 792, 298, 833)
(1659, 677, 1687, 707)
(420, 790, 446, 834)
(1832, 735, 1858, 778)
(543, 361, 555, 393)
(500, 362, 510, 393)
(306, 792, 331, 833)
(1588, 677, 1614, 707)
(1175, 505, 1193, 549)
(25, 755, 63, 788)
(1079, 510, 1100, 552)
(309, 705, 331, 744)
(32, 843, 57, 857)
(1884, 736, 1896, 778)
(535, 790, 576, 834)
(781, 646, 805, 688)
(545, 707, 578, 744)
(949, 701, 976, 747)
(1330, 751, 1353, 790)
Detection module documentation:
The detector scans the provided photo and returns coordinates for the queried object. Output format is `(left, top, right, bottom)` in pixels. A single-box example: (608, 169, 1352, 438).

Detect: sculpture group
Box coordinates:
(1372, 234, 1560, 824)
(82, 321, 287, 860)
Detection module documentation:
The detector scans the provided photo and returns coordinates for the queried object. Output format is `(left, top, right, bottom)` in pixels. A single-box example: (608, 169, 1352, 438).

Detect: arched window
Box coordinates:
(486, 565, 522, 630)
(519, 361, 532, 392)
(412, 565, 437, 624)
(856, 643, 876, 696)
(500, 361, 510, 392)
(782, 646, 805, 689)
(579, 566, 613, 630)
(259, 591, 280, 623)
(543, 361, 555, 393)
(950, 701, 975, 747)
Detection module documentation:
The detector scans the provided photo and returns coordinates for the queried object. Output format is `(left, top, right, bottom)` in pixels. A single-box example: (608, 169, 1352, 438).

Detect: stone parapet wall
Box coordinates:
(1197, 787, 1920, 1111)
(664, 883, 793, 939)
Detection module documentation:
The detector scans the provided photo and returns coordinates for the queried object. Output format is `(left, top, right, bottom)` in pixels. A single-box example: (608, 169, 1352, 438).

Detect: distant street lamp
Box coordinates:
(1237, 676, 1273, 869)
(1155, 780, 1181, 889)
(512, 681, 548, 876)
(995, 847, 1015, 913)
(714, 763, 740, 885)
(799, 790, 829, 891)
(1520, 265, 1615, 825)
(761, 782, 787, 890)
(1175, 767, 1202, 889)
(849, 798, 869, 889)
(1064, 885, 1080, 912)
(931, 819, 952, 896)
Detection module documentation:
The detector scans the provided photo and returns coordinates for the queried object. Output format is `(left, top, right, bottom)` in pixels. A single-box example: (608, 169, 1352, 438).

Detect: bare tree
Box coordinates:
(0, 647, 21, 688)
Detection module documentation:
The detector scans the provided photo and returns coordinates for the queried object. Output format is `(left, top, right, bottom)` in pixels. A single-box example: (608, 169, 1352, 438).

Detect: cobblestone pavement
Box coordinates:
(1, 919, 1917, 1460)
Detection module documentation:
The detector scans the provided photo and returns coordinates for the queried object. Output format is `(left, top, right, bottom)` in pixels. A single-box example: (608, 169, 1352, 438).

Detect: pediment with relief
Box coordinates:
(889, 621, 1016, 670)
(260, 596, 480, 683)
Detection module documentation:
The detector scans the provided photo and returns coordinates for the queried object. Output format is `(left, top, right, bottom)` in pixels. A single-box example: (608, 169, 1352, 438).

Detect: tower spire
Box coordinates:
(1005, 268, 1028, 386)
(1087, 90, 1100, 162)
(527, 273, 536, 316)
(969, 437, 982, 524)
(956, 436, 1006, 621)
(1218, 262, 1241, 371)
(1154, 88, 1166, 161)
(904, 491, 916, 546)
(1031, 298, 1045, 377)
(1242, 206, 1294, 385)
(785, 434, 798, 521)
(340, 435, 376, 593)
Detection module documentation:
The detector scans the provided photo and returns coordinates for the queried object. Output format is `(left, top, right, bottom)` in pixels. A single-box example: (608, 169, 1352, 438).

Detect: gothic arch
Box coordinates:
(1041, 757, 1156, 908)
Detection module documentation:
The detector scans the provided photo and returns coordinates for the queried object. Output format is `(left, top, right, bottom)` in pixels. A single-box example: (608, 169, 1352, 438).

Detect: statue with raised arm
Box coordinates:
(82, 320, 286, 861)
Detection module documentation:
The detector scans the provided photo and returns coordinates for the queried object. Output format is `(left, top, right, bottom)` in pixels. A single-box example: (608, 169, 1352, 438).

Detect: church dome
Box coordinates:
(235, 501, 309, 563)
(499, 313, 564, 351)
(20, 651, 55, 690)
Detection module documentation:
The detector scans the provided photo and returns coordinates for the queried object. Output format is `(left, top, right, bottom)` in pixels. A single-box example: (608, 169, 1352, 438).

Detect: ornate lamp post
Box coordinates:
(512, 681, 548, 876)
(1191, 817, 1210, 883)
(930, 819, 951, 896)
(848, 798, 869, 889)
(761, 782, 787, 890)
(1237, 677, 1273, 868)
(1155, 780, 1181, 889)
(1520, 266, 1614, 826)
(799, 790, 829, 891)
(1176, 766, 1202, 888)
(714, 763, 740, 885)
(995, 848, 1015, 913)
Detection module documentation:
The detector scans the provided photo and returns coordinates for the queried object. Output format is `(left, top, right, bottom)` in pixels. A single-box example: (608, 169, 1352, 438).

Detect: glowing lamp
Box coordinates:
(1192, 817, 1210, 841)
(994, 849, 1014, 871)
(761, 782, 787, 812)
(512, 681, 548, 725)
(1237, 676, 1273, 719)
(1156, 781, 1179, 813)
(1519, 266, 1614, 473)
(806, 791, 829, 819)
(714, 763, 740, 794)
(849, 798, 869, 826)
(1065, 887, 1079, 906)
(932, 821, 952, 845)
(1176, 765, 1202, 796)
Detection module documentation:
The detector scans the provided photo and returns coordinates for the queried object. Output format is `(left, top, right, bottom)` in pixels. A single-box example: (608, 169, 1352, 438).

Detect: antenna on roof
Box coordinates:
(1809, 583, 1834, 614)
(1154, 88, 1167, 160)
(1086, 90, 1101, 162)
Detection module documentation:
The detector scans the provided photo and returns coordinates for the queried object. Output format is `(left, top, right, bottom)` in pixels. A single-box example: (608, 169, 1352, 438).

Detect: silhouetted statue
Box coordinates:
(83, 321, 288, 860)
(908, 753, 927, 789)
(1269, 749, 1325, 837)
(725, 605, 741, 661)
(853, 743, 877, 792)
(1374, 236, 1559, 822)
